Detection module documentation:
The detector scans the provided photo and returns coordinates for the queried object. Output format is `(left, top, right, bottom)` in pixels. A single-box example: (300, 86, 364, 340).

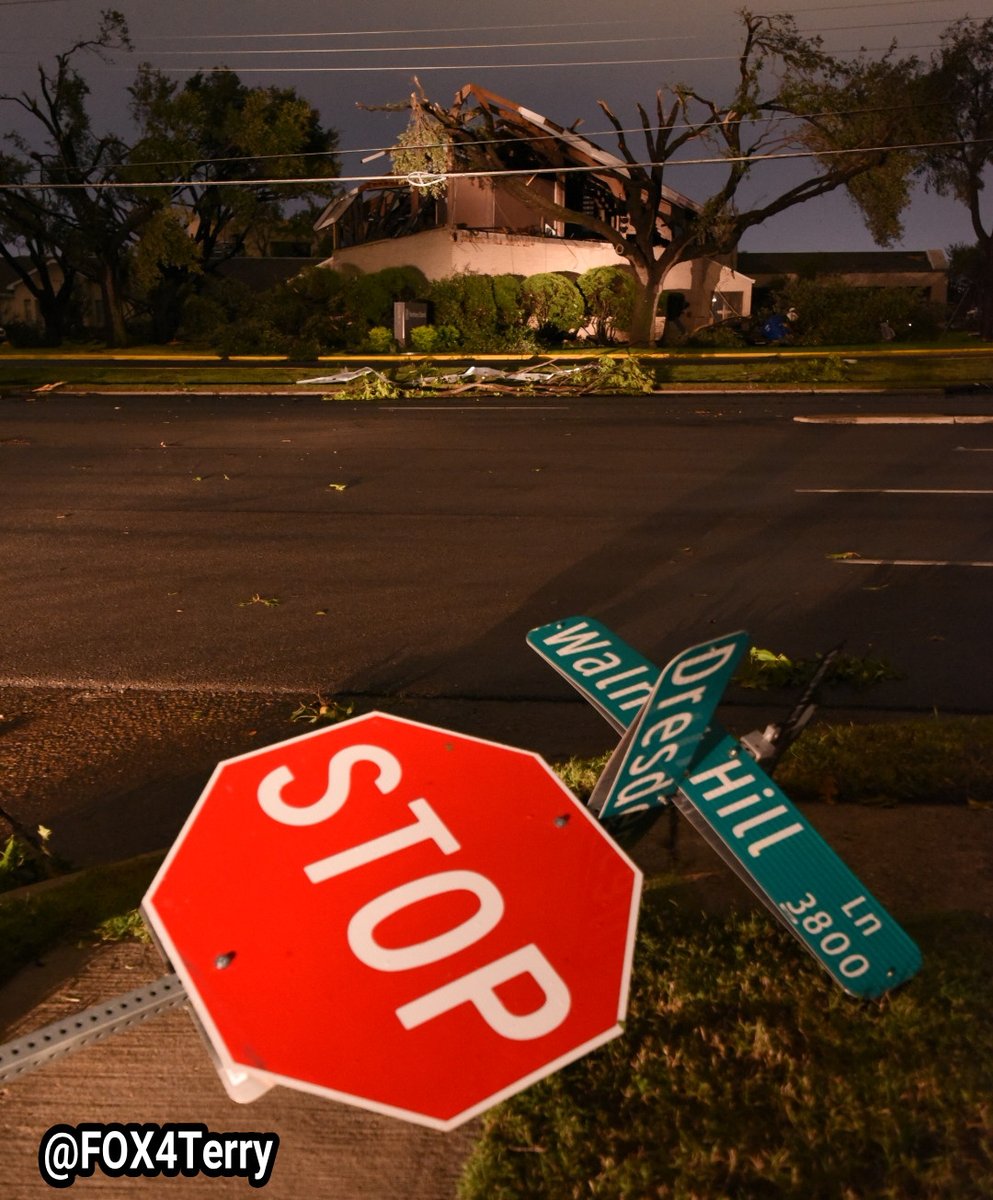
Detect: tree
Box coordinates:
(403, 11, 921, 345)
(917, 18, 993, 340)
(0, 10, 147, 345)
(0, 151, 79, 344)
(128, 67, 340, 339)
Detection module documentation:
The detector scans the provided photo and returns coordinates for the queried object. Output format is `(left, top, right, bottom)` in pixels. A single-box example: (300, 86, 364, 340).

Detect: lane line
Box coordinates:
(955, 446, 993, 451)
(797, 488, 993, 495)
(795, 415, 993, 424)
(833, 558, 993, 568)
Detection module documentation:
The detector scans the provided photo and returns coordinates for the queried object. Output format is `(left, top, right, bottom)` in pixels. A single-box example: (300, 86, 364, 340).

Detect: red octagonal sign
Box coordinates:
(142, 713, 642, 1130)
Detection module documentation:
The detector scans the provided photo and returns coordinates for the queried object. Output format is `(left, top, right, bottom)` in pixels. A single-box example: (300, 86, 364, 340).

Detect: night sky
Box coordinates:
(4, 0, 991, 251)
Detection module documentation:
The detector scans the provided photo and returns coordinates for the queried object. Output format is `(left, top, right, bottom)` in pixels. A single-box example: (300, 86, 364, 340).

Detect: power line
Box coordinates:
(151, 47, 944, 76)
(149, 36, 692, 58)
(118, 97, 953, 175)
(142, 18, 959, 58)
(139, 20, 664, 42)
(2, 136, 987, 192)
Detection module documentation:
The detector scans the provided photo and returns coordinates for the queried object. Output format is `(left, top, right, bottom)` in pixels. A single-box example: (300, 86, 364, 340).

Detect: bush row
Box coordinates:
(179, 265, 639, 356)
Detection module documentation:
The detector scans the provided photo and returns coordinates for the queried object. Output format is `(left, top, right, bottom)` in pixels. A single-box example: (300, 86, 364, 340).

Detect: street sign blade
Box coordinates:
(597, 632, 749, 821)
(527, 616, 660, 733)
(675, 731, 922, 998)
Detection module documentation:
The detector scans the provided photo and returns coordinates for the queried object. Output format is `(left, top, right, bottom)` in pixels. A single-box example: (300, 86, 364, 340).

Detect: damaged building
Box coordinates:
(314, 84, 753, 338)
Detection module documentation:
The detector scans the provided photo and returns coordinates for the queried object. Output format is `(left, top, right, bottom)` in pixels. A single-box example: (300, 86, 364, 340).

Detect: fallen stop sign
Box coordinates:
(142, 713, 642, 1130)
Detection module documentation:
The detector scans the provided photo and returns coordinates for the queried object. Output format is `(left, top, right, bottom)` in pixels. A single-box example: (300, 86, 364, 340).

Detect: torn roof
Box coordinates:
(314, 83, 702, 233)
(451, 83, 701, 213)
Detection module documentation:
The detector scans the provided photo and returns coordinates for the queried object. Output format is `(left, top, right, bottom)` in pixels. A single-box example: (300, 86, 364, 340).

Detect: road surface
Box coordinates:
(1, 389, 991, 711)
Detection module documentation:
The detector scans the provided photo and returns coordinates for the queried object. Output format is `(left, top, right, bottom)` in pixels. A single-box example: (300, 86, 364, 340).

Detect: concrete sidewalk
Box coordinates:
(0, 940, 478, 1199)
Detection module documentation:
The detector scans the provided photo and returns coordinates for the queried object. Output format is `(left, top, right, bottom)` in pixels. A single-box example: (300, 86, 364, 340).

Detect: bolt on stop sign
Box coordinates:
(142, 713, 642, 1130)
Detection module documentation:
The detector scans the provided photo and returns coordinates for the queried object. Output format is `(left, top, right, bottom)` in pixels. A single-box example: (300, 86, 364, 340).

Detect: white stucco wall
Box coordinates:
(325, 229, 753, 320)
(328, 228, 626, 278)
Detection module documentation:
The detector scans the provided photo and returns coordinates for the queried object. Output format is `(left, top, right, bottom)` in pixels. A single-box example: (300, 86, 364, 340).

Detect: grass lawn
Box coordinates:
(2, 340, 992, 392)
(458, 887, 992, 1200)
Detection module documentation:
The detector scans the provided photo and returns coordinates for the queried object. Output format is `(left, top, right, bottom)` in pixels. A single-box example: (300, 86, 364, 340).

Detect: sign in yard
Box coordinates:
(141, 712, 642, 1130)
(528, 617, 922, 999)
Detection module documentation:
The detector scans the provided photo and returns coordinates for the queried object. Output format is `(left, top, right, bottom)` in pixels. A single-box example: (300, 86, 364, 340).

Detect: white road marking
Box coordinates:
(955, 446, 993, 451)
(834, 558, 993, 568)
(795, 415, 993, 424)
(797, 488, 993, 495)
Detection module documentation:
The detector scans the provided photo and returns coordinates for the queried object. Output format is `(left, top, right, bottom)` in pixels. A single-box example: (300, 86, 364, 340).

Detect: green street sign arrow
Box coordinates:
(527, 617, 922, 999)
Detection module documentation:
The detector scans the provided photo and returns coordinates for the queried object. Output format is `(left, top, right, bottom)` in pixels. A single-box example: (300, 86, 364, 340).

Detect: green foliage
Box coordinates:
(459, 892, 993, 1200)
(492, 273, 525, 330)
(407, 323, 460, 353)
(578, 266, 637, 343)
(574, 355, 657, 393)
(686, 322, 749, 348)
(177, 265, 428, 355)
(776, 279, 943, 344)
(552, 715, 993, 811)
(128, 207, 202, 296)
(520, 272, 585, 340)
(0, 834, 48, 893)
(390, 104, 450, 197)
(94, 908, 151, 943)
(362, 325, 397, 353)
(429, 273, 499, 348)
(734, 646, 902, 692)
(1, 320, 48, 349)
(345, 266, 429, 334)
(0, 851, 164, 986)
(763, 355, 849, 384)
(290, 695, 357, 725)
(408, 324, 438, 353)
(777, 715, 993, 806)
(332, 371, 400, 400)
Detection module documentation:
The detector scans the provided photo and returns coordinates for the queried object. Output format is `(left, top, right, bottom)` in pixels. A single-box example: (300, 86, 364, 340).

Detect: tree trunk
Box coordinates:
(979, 237, 993, 343)
(628, 262, 667, 348)
(37, 293, 68, 346)
(100, 267, 129, 348)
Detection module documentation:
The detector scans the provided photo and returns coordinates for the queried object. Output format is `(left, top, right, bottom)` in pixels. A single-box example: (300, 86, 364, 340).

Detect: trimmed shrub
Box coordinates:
(408, 324, 460, 354)
(2, 320, 47, 348)
(578, 265, 637, 343)
(775, 279, 943, 345)
(520, 272, 585, 340)
(429, 273, 500, 349)
(361, 325, 397, 353)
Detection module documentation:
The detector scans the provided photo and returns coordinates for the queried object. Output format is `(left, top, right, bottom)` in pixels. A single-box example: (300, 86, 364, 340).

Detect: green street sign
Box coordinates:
(527, 616, 922, 999)
(676, 727, 922, 998)
(596, 633, 748, 821)
(526, 616, 661, 733)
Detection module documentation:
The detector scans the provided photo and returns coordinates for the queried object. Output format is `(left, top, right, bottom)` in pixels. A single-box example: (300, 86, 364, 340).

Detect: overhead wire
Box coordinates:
(2, 135, 988, 192)
(114, 97, 957, 175)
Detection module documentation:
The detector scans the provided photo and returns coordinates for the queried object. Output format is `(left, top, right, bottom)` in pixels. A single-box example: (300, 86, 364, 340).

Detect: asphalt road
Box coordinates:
(2, 389, 992, 712)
